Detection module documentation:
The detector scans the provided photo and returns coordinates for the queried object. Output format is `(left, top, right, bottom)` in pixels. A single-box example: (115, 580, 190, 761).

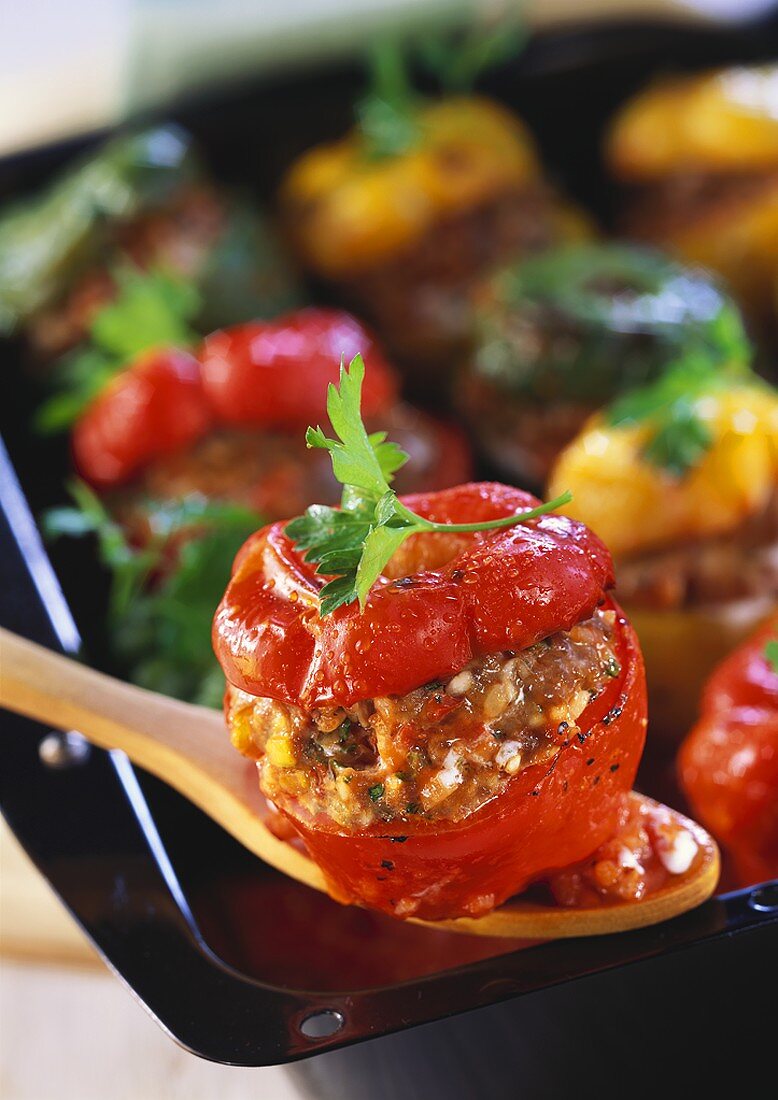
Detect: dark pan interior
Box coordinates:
(2, 15, 778, 1064)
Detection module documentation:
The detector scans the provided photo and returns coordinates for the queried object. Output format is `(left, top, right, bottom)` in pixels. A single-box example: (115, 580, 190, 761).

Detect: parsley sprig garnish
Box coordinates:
(765, 639, 778, 675)
(606, 310, 754, 477)
(285, 355, 571, 615)
(416, 18, 526, 92)
(44, 481, 260, 707)
(36, 265, 201, 433)
(356, 40, 422, 160)
(356, 17, 525, 160)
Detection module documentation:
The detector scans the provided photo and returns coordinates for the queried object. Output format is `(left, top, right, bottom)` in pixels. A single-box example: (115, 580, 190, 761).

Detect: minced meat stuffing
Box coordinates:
(227, 608, 620, 830)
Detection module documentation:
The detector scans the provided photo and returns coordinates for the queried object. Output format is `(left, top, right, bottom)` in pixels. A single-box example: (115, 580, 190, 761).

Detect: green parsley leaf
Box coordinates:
(368, 431, 409, 484)
(765, 639, 778, 675)
(306, 353, 409, 504)
(607, 344, 759, 477)
(317, 575, 361, 618)
(356, 40, 421, 160)
(286, 355, 572, 615)
(90, 264, 200, 359)
(417, 18, 526, 91)
(642, 401, 714, 477)
(44, 482, 261, 705)
(34, 350, 120, 433)
(45, 480, 156, 617)
(356, 94, 420, 161)
(368, 783, 385, 802)
(355, 524, 410, 607)
(35, 264, 201, 433)
(285, 506, 374, 563)
(355, 18, 525, 159)
(121, 512, 258, 705)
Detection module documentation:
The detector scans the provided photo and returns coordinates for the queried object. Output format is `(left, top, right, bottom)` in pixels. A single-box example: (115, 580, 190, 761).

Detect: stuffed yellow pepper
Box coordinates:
(280, 40, 589, 389)
(606, 65, 778, 336)
(548, 366, 778, 742)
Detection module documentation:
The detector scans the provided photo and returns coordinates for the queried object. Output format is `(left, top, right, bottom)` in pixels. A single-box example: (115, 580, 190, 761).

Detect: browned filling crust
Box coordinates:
(110, 404, 456, 538)
(456, 371, 590, 487)
(616, 492, 778, 610)
(112, 431, 337, 537)
(624, 170, 778, 242)
(227, 610, 620, 830)
(330, 186, 579, 373)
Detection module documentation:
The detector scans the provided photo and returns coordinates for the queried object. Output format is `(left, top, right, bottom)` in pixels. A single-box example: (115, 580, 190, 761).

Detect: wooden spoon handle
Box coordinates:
(0, 627, 325, 892)
(0, 627, 237, 791)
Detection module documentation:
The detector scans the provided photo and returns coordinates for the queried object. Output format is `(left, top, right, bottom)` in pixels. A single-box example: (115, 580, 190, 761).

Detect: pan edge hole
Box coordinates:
(299, 1009, 346, 1040)
(39, 731, 91, 769)
(748, 883, 778, 913)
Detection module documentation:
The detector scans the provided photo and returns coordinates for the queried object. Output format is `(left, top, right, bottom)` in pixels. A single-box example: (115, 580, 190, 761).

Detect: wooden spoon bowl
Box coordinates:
(0, 628, 719, 939)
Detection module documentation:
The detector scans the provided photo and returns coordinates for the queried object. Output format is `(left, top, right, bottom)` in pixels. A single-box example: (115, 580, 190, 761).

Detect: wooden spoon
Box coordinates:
(0, 628, 719, 939)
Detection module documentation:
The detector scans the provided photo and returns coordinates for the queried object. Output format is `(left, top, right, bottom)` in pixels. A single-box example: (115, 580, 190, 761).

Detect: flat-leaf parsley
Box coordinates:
(285, 355, 571, 615)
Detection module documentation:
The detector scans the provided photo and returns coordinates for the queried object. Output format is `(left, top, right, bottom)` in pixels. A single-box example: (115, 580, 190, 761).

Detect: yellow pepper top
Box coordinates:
(606, 66, 778, 180)
(280, 97, 542, 277)
(548, 384, 778, 560)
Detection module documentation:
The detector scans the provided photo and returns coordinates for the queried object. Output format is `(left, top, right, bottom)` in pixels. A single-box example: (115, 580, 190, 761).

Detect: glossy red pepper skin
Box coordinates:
(199, 308, 398, 429)
(288, 606, 646, 920)
(679, 616, 778, 886)
(72, 308, 410, 493)
(72, 348, 211, 489)
(213, 483, 615, 708)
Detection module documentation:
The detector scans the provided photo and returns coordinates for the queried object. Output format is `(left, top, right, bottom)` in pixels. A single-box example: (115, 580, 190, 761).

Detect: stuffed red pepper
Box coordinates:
(679, 617, 778, 886)
(69, 306, 471, 531)
(213, 358, 648, 921)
